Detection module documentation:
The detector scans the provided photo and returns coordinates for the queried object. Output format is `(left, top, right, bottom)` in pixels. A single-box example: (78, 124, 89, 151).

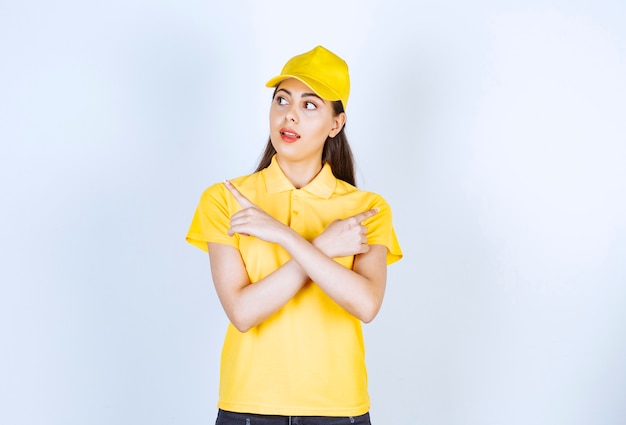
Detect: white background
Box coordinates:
(1, 1, 625, 424)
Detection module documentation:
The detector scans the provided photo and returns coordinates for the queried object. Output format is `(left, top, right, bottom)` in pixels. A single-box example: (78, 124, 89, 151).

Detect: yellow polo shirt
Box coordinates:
(186, 156, 402, 416)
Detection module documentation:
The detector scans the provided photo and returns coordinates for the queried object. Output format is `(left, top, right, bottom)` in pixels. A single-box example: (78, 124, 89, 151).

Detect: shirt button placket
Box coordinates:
(291, 190, 302, 231)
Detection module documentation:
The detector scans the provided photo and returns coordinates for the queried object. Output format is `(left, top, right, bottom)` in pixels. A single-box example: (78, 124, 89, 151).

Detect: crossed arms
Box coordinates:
(208, 180, 388, 332)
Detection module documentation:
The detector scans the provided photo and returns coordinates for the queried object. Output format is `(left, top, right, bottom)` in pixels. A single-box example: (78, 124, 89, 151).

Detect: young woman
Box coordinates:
(187, 46, 402, 425)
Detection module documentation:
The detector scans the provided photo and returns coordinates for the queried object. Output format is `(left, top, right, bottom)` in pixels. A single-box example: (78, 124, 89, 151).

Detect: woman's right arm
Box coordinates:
(208, 243, 310, 333)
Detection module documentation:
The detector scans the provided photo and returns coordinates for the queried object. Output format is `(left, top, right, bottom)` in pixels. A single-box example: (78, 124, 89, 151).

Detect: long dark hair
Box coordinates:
(255, 100, 357, 187)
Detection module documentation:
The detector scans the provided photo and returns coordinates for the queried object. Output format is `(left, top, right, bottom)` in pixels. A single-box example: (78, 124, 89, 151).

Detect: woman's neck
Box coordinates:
(275, 156, 323, 189)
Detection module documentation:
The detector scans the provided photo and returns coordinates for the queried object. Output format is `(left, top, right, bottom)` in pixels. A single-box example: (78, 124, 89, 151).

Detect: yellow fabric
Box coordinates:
(265, 45, 351, 109)
(186, 156, 402, 416)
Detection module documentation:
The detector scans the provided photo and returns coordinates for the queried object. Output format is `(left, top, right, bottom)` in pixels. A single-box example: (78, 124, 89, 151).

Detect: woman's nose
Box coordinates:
(285, 106, 298, 123)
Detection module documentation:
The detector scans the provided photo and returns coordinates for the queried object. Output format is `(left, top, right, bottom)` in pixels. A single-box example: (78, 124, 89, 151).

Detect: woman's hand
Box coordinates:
(313, 209, 378, 258)
(225, 180, 292, 244)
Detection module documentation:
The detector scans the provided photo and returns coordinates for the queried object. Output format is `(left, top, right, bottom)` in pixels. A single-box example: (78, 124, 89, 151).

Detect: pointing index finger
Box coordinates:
(353, 208, 379, 224)
(224, 180, 254, 208)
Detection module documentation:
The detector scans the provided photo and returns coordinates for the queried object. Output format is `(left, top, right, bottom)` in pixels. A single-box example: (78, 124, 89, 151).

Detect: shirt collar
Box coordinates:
(264, 155, 337, 199)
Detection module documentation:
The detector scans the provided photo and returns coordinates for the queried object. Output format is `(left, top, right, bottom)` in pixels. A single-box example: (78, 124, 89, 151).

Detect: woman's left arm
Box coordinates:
(281, 234, 388, 323)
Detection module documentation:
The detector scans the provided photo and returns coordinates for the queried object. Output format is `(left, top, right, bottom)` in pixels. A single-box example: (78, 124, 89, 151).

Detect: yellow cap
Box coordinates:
(265, 45, 350, 109)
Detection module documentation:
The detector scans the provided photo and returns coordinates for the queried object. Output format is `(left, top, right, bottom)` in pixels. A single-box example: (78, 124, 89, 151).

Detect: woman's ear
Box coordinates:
(329, 112, 346, 138)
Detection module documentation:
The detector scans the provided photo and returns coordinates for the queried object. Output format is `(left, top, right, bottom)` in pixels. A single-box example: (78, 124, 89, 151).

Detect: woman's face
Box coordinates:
(269, 78, 345, 165)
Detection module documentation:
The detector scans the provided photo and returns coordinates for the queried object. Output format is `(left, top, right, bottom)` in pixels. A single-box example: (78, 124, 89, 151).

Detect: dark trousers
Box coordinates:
(215, 409, 372, 425)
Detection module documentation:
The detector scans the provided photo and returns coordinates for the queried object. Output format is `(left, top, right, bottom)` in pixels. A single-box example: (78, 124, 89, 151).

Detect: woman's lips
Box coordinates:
(280, 128, 301, 143)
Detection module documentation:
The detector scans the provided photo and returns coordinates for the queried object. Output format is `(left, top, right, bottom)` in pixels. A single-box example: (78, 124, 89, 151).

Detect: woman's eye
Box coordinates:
(304, 101, 317, 110)
(276, 96, 288, 105)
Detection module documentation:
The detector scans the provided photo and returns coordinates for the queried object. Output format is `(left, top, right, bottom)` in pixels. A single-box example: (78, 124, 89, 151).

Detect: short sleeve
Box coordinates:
(363, 195, 403, 265)
(186, 182, 238, 252)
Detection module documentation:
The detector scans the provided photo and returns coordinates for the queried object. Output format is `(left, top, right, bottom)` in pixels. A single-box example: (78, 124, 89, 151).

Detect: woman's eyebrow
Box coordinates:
(302, 92, 325, 102)
(276, 88, 325, 102)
